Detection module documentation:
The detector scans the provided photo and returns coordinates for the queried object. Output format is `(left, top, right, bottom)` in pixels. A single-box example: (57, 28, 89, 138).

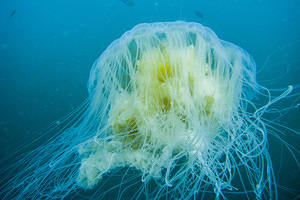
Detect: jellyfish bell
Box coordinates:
(0, 21, 297, 199)
(79, 21, 258, 189)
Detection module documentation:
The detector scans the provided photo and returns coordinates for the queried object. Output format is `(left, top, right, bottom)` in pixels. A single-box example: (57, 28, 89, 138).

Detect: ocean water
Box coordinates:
(0, 0, 299, 199)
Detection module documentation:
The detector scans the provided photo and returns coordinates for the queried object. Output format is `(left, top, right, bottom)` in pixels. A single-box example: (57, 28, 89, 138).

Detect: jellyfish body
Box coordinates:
(78, 21, 259, 194)
(1, 21, 294, 199)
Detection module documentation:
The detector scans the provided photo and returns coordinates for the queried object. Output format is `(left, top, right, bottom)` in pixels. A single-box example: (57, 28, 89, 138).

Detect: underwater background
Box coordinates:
(0, 0, 299, 199)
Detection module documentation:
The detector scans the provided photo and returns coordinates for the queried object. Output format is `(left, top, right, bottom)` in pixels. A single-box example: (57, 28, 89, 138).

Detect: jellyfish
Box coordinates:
(0, 21, 298, 199)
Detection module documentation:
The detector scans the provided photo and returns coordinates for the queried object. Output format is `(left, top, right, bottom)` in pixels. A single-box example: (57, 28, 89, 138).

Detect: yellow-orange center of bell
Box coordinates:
(158, 62, 173, 82)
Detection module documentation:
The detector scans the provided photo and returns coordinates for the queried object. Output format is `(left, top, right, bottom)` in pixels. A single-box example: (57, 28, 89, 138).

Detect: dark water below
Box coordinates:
(0, 0, 299, 199)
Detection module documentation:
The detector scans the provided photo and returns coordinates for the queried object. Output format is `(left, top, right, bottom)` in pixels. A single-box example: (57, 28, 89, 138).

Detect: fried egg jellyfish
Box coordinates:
(0, 21, 298, 199)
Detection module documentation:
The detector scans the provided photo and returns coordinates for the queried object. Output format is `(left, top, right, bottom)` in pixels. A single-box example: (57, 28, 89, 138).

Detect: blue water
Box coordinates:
(0, 0, 299, 199)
